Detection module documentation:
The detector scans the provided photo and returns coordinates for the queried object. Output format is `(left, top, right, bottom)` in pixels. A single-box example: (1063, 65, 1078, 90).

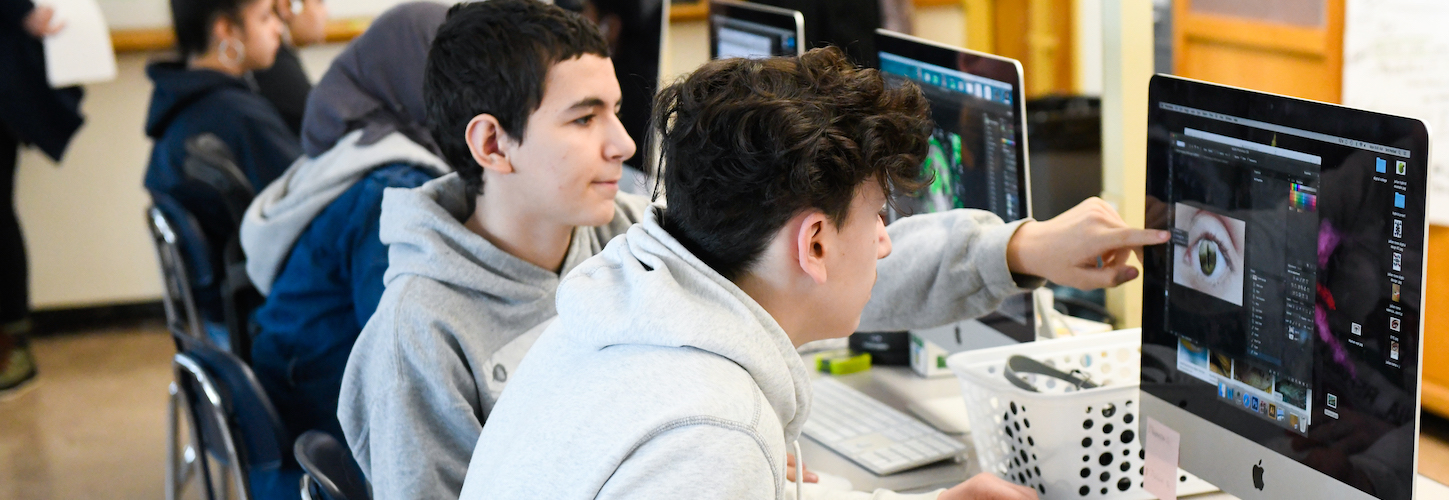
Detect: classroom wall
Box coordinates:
(17, 8, 967, 311)
(13, 44, 344, 309)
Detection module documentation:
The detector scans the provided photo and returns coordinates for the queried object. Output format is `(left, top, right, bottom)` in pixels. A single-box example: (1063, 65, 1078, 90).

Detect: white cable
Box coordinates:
(792, 440, 804, 500)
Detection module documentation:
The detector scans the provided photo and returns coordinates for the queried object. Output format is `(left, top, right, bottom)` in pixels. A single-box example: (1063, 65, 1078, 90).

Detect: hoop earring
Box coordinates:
(217, 39, 246, 68)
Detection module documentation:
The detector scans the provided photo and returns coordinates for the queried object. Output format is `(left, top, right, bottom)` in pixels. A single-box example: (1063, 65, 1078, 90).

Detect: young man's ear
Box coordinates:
(465, 114, 515, 175)
(794, 212, 830, 285)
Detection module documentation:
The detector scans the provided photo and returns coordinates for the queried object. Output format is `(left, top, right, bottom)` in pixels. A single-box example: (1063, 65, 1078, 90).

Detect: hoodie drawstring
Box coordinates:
(793, 440, 804, 500)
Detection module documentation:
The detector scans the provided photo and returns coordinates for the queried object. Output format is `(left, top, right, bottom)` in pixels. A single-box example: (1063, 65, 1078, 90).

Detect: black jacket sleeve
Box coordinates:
(0, 0, 36, 31)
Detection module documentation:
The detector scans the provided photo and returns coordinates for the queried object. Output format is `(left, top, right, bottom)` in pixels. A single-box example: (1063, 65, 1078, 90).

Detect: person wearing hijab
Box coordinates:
(240, 0, 451, 443)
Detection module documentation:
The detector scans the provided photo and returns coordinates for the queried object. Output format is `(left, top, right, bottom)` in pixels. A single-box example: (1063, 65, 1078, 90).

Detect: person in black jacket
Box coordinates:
(145, 0, 301, 345)
(253, 0, 327, 136)
(0, 0, 83, 393)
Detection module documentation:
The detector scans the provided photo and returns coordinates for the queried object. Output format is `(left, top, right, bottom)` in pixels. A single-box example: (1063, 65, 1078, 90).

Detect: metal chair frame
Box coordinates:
(174, 352, 253, 500)
(148, 206, 206, 342)
(152, 205, 213, 500)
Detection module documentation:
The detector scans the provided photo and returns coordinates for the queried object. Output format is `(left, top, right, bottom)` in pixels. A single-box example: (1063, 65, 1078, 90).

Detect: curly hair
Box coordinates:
(423, 0, 609, 199)
(655, 47, 933, 280)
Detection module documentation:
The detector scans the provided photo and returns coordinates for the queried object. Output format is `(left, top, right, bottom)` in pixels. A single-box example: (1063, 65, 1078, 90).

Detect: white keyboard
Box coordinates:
(803, 377, 969, 475)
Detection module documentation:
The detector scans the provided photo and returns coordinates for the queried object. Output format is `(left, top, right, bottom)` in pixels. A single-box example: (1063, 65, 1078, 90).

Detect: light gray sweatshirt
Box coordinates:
(336, 173, 652, 500)
(458, 209, 1039, 499)
(240, 130, 451, 294)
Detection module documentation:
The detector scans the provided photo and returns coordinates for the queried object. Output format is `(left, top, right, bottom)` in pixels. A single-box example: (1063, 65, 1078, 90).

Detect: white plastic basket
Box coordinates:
(947, 329, 1214, 500)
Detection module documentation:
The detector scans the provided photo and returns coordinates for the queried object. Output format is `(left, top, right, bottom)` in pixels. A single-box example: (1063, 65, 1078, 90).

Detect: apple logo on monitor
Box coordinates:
(1252, 460, 1265, 490)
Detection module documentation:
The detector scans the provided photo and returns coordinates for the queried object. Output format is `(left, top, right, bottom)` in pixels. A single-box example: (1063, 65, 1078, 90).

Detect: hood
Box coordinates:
(379, 173, 574, 303)
(300, 1, 447, 157)
(144, 62, 251, 138)
(241, 130, 451, 294)
(551, 215, 813, 442)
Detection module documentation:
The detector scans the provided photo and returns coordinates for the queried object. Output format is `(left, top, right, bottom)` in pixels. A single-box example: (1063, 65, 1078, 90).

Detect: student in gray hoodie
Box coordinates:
(458, 48, 1171, 499)
(335, 2, 652, 499)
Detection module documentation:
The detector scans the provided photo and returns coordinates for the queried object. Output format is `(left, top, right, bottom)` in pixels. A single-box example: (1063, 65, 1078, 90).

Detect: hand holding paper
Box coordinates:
(40, 0, 118, 87)
(24, 5, 65, 38)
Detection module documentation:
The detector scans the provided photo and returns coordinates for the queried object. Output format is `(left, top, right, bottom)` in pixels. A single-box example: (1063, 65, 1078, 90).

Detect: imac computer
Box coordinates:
(708, 0, 804, 59)
(874, 30, 1035, 344)
(1141, 74, 1429, 500)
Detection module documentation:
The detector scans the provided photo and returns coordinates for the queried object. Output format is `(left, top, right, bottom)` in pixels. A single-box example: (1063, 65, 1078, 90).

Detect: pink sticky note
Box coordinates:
(1143, 417, 1180, 500)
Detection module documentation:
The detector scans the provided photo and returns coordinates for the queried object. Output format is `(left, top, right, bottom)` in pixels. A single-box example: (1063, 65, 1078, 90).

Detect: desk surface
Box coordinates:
(805, 362, 1449, 498)
(807, 365, 1448, 499)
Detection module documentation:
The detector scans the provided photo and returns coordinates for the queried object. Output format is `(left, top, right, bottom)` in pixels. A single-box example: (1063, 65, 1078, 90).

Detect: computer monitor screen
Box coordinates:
(709, 0, 803, 59)
(561, 0, 664, 172)
(875, 29, 1034, 343)
(1141, 75, 1428, 500)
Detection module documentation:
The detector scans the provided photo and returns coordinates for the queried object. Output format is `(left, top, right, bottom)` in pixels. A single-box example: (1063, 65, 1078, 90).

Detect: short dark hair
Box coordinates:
(423, 0, 610, 198)
(655, 47, 932, 280)
(169, 0, 264, 57)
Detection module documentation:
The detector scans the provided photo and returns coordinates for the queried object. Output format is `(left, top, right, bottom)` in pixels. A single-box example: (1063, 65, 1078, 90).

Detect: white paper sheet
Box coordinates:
(1343, 0, 1449, 225)
(41, 0, 118, 87)
(1143, 417, 1181, 500)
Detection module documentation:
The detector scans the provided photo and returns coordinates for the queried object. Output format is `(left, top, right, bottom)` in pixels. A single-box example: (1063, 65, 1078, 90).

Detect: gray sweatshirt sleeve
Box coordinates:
(339, 286, 481, 500)
(859, 209, 1044, 332)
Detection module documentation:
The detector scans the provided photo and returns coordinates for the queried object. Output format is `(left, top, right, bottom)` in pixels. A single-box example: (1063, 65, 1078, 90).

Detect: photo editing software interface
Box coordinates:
(877, 44, 1031, 336)
(878, 52, 1023, 224)
(712, 13, 798, 59)
(1147, 94, 1423, 498)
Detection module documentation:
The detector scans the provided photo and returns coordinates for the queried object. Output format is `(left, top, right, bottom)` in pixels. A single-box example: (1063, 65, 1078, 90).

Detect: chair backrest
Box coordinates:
(179, 133, 265, 361)
(148, 203, 209, 343)
(294, 431, 372, 500)
(174, 341, 293, 499)
(182, 133, 256, 228)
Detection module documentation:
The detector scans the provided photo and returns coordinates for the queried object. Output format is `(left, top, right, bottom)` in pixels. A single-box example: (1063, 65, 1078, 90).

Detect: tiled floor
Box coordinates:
(2, 325, 1449, 499)
(0, 324, 171, 499)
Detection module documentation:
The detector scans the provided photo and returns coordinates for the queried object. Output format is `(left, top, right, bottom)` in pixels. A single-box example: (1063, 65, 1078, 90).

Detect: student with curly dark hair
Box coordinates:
(458, 47, 1167, 499)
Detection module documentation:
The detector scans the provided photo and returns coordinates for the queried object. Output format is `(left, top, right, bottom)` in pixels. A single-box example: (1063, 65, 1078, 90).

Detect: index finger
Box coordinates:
(1099, 227, 1170, 252)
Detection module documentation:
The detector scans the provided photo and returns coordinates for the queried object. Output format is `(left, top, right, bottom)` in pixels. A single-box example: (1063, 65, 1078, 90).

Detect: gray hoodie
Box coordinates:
(458, 208, 1039, 499)
(240, 130, 451, 294)
(337, 173, 653, 500)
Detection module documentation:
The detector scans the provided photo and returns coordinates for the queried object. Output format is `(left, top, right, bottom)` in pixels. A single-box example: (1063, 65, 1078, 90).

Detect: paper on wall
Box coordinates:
(1343, 0, 1449, 225)
(42, 0, 118, 87)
